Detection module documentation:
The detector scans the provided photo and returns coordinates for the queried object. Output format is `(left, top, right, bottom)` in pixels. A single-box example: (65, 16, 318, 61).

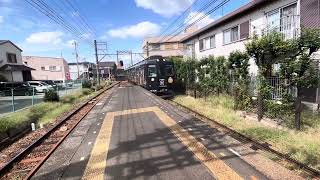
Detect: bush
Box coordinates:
(44, 89, 59, 102)
(82, 88, 94, 96)
(82, 80, 92, 88)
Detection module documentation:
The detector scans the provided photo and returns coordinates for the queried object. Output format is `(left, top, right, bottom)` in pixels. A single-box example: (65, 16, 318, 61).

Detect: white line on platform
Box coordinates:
(93, 131, 96, 134)
(178, 121, 182, 123)
(200, 138, 205, 141)
(80, 157, 85, 161)
(228, 148, 241, 157)
(97, 123, 100, 125)
(88, 142, 92, 145)
(188, 128, 192, 131)
(96, 103, 103, 106)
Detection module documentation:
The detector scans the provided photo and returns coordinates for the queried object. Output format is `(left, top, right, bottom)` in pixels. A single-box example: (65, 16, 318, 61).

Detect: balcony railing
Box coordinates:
(255, 15, 300, 40)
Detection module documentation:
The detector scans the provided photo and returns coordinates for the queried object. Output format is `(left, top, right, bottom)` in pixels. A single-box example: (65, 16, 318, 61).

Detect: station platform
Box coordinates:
(31, 83, 302, 180)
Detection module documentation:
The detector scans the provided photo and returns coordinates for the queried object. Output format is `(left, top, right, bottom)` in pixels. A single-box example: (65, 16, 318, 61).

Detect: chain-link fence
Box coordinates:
(0, 80, 82, 116)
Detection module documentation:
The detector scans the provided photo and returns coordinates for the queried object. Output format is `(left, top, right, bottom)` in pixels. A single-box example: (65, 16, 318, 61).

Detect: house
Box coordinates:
(182, 0, 320, 74)
(142, 35, 187, 58)
(181, 0, 320, 105)
(22, 56, 70, 81)
(0, 40, 34, 82)
(68, 62, 96, 80)
(99, 61, 116, 79)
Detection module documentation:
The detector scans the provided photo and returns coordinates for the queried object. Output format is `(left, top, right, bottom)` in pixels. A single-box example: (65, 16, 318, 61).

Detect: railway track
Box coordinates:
(169, 100, 320, 179)
(0, 82, 119, 180)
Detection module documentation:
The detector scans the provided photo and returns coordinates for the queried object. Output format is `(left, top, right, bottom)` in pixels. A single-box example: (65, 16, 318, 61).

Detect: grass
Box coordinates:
(0, 87, 99, 134)
(173, 95, 320, 171)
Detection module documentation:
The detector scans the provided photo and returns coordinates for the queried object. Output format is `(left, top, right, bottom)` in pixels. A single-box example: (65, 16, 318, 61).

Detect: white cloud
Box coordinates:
(108, 21, 160, 39)
(184, 11, 216, 29)
(135, 0, 195, 17)
(26, 31, 64, 45)
(0, 16, 3, 24)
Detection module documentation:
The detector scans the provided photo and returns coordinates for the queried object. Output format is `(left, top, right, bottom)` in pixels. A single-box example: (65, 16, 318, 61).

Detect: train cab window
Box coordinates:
(148, 65, 157, 77)
(165, 65, 174, 76)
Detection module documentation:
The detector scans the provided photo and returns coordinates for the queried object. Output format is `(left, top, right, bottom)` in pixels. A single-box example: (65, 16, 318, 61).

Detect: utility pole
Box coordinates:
(73, 41, 80, 79)
(146, 41, 149, 58)
(116, 51, 119, 65)
(130, 50, 133, 66)
(94, 40, 100, 86)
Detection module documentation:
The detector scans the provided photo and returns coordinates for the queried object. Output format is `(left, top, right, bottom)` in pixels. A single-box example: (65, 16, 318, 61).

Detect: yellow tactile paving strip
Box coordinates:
(82, 106, 243, 180)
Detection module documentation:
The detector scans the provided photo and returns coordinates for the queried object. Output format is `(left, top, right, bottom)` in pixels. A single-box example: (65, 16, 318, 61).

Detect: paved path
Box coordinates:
(31, 83, 301, 180)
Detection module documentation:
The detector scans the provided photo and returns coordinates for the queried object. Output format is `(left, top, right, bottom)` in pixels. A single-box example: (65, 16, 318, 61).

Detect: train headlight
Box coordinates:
(168, 77, 173, 83)
(151, 78, 155, 82)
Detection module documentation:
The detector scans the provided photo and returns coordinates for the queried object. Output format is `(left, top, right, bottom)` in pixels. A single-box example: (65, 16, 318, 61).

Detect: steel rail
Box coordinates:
(0, 82, 120, 179)
(169, 100, 320, 178)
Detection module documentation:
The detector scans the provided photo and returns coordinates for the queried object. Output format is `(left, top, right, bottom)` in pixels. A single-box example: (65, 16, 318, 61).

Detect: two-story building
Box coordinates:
(23, 56, 70, 81)
(182, 0, 319, 74)
(0, 40, 34, 82)
(142, 35, 186, 58)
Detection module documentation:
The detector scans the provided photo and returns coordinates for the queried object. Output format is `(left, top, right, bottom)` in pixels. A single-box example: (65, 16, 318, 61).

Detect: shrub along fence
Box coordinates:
(171, 28, 320, 130)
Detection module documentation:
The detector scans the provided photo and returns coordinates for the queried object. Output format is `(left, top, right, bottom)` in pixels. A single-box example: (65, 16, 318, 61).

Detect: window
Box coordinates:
(148, 65, 157, 77)
(223, 29, 231, 44)
(266, 9, 280, 30)
(164, 43, 174, 50)
(231, 26, 239, 42)
(41, 67, 45, 71)
(224, 23, 249, 44)
(49, 66, 56, 71)
(151, 44, 160, 50)
(210, 35, 215, 48)
(240, 21, 250, 39)
(199, 39, 204, 51)
(7, 53, 17, 63)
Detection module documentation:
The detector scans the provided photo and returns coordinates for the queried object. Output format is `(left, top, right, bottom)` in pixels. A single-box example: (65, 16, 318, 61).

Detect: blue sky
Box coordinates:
(0, 0, 249, 66)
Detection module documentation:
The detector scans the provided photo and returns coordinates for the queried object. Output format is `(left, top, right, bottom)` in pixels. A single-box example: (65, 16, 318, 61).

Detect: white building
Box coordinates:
(68, 62, 96, 80)
(182, 0, 320, 75)
(0, 40, 33, 82)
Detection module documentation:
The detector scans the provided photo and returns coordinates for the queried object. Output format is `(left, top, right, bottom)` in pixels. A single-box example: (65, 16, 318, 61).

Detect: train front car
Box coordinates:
(145, 56, 175, 98)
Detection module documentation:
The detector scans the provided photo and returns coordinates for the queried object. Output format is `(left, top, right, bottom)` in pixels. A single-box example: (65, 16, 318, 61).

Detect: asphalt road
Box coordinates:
(0, 86, 81, 115)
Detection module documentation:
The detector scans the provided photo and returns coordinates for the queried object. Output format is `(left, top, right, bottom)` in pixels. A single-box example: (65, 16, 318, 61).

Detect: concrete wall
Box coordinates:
(23, 56, 70, 81)
(184, 0, 299, 75)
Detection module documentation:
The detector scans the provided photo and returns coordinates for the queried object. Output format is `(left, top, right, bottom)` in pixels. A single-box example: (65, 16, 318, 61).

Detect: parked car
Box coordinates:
(26, 81, 53, 93)
(53, 80, 73, 89)
(0, 82, 36, 96)
(37, 80, 57, 88)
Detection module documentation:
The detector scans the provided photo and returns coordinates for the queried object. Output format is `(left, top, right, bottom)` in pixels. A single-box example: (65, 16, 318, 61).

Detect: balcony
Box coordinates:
(255, 15, 300, 40)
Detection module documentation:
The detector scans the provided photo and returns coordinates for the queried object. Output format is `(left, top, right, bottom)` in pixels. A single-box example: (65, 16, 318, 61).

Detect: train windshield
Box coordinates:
(148, 65, 157, 77)
(164, 65, 174, 76)
(160, 64, 174, 76)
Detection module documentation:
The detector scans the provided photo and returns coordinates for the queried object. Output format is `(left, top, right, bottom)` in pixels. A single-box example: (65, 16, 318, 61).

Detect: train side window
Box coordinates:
(148, 65, 157, 77)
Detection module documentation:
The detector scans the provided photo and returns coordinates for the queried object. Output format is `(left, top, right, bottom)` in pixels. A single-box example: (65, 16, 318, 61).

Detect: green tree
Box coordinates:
(228, 51, 251, 110)
(280, 28, 320, 130)
(214, 56, 229, 94)
(246, 31, 291, 120)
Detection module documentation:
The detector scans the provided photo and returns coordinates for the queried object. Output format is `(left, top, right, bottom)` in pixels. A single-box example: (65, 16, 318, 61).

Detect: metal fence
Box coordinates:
(0, 80, 82, 116)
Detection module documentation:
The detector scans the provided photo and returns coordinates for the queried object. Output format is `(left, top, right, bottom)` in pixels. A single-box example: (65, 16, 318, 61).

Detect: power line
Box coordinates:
(157, 0, 230, 43)
(24, 0, 95, 44)
(25, 0, 84, 40)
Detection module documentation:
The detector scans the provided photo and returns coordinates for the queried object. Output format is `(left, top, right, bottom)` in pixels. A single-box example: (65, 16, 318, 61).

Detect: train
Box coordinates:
(126, 56, 175, 97)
